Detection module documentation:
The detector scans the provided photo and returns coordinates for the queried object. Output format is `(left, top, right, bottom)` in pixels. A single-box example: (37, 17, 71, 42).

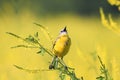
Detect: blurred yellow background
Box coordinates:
(0, 0, 120, 80)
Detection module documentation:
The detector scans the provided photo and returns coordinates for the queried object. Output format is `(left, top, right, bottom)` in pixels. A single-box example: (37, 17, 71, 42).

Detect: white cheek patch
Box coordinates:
(60, 32, 67, 36)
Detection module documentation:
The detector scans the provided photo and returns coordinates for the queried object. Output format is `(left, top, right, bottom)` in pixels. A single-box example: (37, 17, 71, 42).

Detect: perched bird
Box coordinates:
(49, 27, 71, 69)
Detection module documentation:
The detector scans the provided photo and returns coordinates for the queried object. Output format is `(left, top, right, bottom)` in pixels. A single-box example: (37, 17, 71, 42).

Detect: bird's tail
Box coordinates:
(49, 56, 58, 69)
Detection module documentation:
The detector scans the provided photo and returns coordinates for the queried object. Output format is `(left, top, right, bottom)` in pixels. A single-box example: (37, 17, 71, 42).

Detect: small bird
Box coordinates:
(49, 26, 71, 69)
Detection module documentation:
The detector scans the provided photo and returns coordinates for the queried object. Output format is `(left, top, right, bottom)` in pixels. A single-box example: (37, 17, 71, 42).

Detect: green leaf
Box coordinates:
(60, 74, 66, 80)
(14, 65, 23, 70)
(13, 65, 43, 73)
(34, 23, 53, 45)
(37, 48, 46, 55)
(34, 32, 39, 38)
(11, 45, 39, 48)
(25, 35, 38, 44)
(34, 23, 45, 29)
(6, 32, 23, 40)
(96, 76, 104, 80)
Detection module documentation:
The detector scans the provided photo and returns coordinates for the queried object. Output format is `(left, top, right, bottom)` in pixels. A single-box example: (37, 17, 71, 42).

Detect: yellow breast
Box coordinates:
(53, 35, 71, 57)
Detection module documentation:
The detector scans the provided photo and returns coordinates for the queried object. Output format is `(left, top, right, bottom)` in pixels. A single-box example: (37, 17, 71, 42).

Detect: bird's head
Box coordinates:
(59, 26, 68, 36)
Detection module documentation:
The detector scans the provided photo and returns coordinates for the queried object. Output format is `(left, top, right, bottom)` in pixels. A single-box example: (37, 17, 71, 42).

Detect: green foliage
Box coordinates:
(100, 8, 120, 35)
(11, 45, 39, 48)
(34, 23, 53, 45)
(96, 56, 113, 80)
(37, 47, 46, 56)
(96, 76, 105, 80)
(6, 32, 24, 40)
(6, 23, 80, 80)
(25, 35, 38, 44)
(13, 65, 50, 73)
(107, 0, 120, 10)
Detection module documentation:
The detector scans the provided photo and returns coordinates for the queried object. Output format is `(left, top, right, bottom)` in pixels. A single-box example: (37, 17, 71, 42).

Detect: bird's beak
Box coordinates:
(63, 26, 67, 32)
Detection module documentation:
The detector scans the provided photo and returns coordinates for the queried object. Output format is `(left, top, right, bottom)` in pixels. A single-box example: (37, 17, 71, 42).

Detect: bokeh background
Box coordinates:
(0, 0, 120, 80)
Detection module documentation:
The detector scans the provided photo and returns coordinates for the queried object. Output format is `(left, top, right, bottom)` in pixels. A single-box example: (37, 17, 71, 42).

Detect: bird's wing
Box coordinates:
(52, 36, 60, 49)
(65, 37, 71, 46)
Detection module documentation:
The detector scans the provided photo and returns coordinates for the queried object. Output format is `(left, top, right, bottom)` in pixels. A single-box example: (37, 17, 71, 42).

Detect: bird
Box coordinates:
(49, 26, 71, 69)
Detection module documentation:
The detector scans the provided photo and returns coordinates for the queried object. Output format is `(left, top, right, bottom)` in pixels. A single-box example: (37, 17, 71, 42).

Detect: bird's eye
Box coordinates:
(60, 30, 63, 32)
